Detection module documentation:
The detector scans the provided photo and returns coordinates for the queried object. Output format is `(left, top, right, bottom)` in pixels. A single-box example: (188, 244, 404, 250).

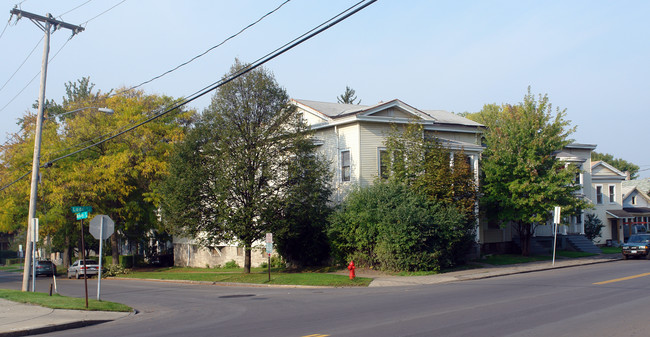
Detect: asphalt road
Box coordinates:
(4, 260, 650, 337)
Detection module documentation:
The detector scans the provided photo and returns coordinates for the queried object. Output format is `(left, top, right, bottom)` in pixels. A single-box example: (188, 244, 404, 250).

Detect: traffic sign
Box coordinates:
(76, 211, 89, 220)
(71, 206, 92, 213)
(89, 215, 114, 240)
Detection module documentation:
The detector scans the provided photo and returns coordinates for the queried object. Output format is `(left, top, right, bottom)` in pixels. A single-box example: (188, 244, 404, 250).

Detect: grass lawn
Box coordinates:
(120, 267, 372, 287)
(554, 251, 597, 258)
(600, 246, 622, 254)
(0, 289, 132, 312)
(0, 264, 23, 272)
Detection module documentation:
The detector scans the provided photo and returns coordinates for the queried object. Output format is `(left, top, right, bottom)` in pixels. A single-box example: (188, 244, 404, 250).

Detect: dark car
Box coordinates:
(622, 234, 650, 260)
(34, 260, 56, 277)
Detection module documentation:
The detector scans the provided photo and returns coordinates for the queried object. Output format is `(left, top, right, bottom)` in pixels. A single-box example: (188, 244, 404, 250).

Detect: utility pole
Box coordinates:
(10, 8, 84, 292)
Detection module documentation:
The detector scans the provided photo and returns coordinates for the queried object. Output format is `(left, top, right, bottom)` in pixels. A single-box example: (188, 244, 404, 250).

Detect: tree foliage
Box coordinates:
(583, 213, 604, 242)
(337, 86, 360, 104)
(478, 88, 591, 255)
(160, 60, 332, 272)
(384, 123, 477, 223)
(0, 77, 192, 267)
(328, 181, 467, 272)
(591, 152, 639, 180)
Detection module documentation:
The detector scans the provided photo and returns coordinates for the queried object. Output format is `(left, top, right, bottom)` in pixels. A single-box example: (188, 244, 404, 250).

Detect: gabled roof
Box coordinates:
(591, 160, 627, 179)
(623, 178, 650, 194)
(292, 98, 483, 128)
(622, 185, 650, 204)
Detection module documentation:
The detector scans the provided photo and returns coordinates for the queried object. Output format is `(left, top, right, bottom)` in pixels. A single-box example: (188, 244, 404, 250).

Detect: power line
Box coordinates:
(0, 36, 43, 94)
(56, 0, 93, 20)
(80, 0, 126, 27)
(113, 0, 291, 97)
(1, 0, 377, 192)
(0, 36, 73, 114)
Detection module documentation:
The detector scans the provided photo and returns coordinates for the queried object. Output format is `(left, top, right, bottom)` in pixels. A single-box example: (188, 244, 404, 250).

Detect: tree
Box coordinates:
(583, 213, 604, 242)
(160, 60, 331, 273)
(0, 77, 193, 267)
(591, 152, 639, 180)
(384, 123, 478, 224)
(478, 88, 591, 256)
(337, 86, 360, 104)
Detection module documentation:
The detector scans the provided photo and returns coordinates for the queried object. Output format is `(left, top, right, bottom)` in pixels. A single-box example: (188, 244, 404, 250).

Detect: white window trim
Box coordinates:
(595, 184, 603, 204)
(377, 147, 388, 179)
(340, 149, 351, 183)
(608, 184, 616, 204)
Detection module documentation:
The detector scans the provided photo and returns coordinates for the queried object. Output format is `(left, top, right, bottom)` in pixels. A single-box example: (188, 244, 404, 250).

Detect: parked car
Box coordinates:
(34, 260, 56, 277)
(67, 259, 100, 279)
(622, 234, 650, 260)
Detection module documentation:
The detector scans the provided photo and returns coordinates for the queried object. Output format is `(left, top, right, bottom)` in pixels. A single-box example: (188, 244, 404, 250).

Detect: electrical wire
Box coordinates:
(0, 36, 73, 114)
(57, 0, 93, 21)
(1, 0, 377, 192)
(0, 36, 43, 94)
(113, 0, 291, 97)
(79, 0, 126, 27)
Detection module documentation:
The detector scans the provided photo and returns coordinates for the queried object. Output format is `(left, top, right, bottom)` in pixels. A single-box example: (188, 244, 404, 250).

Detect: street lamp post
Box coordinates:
(21, 106, 113, 292)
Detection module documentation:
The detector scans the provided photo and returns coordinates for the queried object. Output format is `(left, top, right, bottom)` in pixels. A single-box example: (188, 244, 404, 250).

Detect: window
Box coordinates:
(237, 247, 244, 256)
(378, 149, 389, 179)
(596, 185, 603, 204)
(341, 150, 351, 182)
(609, 185, 616, 203)
(632, 196, 637, 205)
(576, 213, 582, 224)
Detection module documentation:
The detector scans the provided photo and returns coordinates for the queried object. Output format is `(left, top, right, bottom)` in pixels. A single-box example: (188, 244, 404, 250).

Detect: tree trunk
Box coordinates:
(111, 232, 119, 265)
(63, 235, 70, 268)
(244, 243, 252, 274)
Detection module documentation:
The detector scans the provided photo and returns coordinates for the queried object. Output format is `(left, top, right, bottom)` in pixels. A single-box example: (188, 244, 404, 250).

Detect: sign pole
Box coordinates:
(96, 217, 104, 301)
(80, 218, 88, 308)
(31, 218, 37, 292)
(553, 206, 561, 266)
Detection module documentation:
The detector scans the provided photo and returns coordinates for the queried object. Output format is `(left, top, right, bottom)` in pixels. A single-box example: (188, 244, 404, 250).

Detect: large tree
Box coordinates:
(337, 86, 360, 104)
(591, 152, 639, 180)
(0, 77, 192, 267)
(160, 60, 331, 272)
(478, 88, 590, 256)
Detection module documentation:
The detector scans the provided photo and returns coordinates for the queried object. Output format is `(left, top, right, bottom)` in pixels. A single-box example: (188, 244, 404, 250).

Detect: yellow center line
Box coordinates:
(593, 272, 650, 285)
(302, 335, 329, 337)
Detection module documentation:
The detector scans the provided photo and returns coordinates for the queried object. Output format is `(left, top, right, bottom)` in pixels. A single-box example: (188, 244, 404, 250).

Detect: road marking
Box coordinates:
(302, 334, 329, 337)
(593, 272, 650, 285)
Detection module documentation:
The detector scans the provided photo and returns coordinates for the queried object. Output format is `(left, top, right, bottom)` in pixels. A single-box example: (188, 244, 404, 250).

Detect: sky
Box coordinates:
(1, 0, 648, 178)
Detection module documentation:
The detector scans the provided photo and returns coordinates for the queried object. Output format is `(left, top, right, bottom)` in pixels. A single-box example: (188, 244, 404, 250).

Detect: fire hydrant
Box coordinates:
(347, 261, 356, 280)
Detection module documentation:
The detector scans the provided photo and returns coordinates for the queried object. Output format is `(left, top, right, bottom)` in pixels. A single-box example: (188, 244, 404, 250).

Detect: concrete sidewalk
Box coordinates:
(0, 254, 621, 336)
(0, 300, 131, 336)
(366, 253, 621, 287)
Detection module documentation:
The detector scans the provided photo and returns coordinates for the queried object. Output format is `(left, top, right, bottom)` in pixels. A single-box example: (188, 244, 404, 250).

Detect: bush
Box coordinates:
(102, 264, 129, 277)
(328, 181, 469, 272)
(224, 260, 239, 269)
(119, 255, 144, 268)
(260, 255, 284, 269)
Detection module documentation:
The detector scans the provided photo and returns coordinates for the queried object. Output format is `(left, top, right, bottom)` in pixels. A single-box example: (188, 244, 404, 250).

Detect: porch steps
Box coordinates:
(564, 235, 602, 254)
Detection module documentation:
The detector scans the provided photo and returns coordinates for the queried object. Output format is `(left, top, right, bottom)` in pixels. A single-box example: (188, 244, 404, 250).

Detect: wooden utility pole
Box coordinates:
(10, 8, 84, 292)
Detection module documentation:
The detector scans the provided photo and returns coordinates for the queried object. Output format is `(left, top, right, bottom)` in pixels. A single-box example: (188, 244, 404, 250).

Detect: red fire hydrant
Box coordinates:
(347, 261, 356, 280)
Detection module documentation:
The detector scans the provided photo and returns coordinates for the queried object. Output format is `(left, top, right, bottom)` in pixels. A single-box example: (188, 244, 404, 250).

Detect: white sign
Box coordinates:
(31, 218, 39, 243)
(90, 215, 114, 240)
(265, 233, 273, 244)
(553, 206, 561, 225)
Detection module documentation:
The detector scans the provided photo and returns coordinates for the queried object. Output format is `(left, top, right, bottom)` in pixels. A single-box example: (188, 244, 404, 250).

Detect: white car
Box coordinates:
(67, 259, 100, 279)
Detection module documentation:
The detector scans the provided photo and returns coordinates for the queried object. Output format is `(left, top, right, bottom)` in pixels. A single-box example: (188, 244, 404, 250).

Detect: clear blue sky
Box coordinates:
(1, 0, 648, 177)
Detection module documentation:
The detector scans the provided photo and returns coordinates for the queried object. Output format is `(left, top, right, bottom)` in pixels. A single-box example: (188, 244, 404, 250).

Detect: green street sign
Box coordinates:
(76, 211, 89, 220)
(71, 206, 92, 213)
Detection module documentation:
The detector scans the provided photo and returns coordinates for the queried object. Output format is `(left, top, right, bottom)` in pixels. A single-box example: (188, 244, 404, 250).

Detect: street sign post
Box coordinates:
(71, 206, 91, 307)
(552, 206, 561, 266)
(90, 215, 114, 301)
(265, 233, 273, 282)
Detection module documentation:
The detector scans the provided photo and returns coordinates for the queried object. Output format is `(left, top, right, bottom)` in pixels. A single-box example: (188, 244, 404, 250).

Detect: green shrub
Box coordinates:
(328, 181, 469, 272)
(584, 213, 604, 242)
(224, 260, 239, 269)
(102, 264, 129, 277)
